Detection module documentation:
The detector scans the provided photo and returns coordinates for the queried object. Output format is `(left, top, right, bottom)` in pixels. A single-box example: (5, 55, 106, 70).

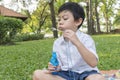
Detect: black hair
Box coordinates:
(58, 2, 85, 29)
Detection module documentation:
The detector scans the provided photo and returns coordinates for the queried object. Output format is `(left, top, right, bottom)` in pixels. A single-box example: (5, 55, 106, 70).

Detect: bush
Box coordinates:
(14, 33, 44, 42)
(0, 16, 23, 44)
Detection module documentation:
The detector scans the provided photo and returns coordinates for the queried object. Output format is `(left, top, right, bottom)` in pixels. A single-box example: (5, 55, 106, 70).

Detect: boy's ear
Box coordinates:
(75, 18, 83, 27)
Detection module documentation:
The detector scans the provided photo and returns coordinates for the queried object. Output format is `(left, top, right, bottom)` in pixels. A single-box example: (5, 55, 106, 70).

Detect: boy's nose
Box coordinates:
(58, 19, 64, 25)
(59, 22, 63, 25)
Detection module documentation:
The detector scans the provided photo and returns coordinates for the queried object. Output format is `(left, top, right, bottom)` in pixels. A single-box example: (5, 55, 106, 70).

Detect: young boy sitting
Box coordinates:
(33, 2, 105, 80)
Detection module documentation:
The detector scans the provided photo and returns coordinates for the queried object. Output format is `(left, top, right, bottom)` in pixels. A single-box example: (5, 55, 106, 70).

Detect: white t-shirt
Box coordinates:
(53, 30, 99, 74)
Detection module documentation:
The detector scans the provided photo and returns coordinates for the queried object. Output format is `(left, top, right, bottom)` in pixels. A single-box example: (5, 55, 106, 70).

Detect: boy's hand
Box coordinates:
(48, 62, 56, 72)
(47, 62, 61, 73)
(63, 29, 79, 45)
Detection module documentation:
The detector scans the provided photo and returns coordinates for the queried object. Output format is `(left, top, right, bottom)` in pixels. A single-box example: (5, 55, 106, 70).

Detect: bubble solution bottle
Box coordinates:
(50, 52, 59, 66)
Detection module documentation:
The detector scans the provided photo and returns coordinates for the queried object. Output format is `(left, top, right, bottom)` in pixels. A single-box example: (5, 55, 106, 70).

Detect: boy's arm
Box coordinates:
(63, 30, 98, 67)
(75, 40, 98, 67)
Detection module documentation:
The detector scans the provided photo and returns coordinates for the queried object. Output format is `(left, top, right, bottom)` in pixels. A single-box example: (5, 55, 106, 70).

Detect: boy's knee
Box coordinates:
(85, 74, 105, 80)
(33, 69, 49, 80)
(33, 70, 42, 80)
(34, 70, 41, 74)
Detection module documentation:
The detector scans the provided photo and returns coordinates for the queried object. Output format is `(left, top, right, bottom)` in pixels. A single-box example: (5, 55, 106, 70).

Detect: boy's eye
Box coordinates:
(57, 18, 61, 22)
(64, 18, 68, 20)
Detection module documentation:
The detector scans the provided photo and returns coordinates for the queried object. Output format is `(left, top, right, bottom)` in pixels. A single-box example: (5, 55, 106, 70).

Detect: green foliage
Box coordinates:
(14, 33, 44, 41)
(0, 16, 23, 44)
(113, 10, 120, 27)
(0, 34, 120, 79)
(0, 16, 9, 44)
(24, 0, 51, 34)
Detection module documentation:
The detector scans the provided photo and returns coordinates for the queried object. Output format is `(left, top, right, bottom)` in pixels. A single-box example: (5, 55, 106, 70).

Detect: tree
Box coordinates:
(95, 0, 101, 33)
(78, 0, 96, 34)
(19, 0, 49, 34)
(100, 0, 115, 32)
(37, 3, 48, 34)
(113, 10, 120, 28)
(32, 0, 49, 34)
(87, 0, 95, 34)
(48, 0, 58, 38)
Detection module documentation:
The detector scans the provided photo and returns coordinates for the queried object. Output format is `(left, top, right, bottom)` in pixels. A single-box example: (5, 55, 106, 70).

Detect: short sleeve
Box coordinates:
(83, 35, 98, 59)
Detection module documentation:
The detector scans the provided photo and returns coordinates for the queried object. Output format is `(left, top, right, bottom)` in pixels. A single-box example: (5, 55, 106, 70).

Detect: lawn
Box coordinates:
(0, 34, 120, 80)
(92, 34, 120, 70)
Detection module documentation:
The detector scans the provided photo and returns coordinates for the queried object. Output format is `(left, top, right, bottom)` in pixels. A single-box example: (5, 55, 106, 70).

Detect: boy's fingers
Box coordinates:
(44, 70, 53, 74)
(48, 62, 56, 71)
(48, 67, 56, 72)
(48, 62, 57, 68)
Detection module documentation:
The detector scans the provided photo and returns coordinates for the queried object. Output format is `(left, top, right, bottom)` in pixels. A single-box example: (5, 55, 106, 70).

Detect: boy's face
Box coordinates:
(57, 10, 78, 32)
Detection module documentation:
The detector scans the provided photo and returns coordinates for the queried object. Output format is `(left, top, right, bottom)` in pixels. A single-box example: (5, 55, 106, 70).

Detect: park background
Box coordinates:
(0, 0, 120, 80)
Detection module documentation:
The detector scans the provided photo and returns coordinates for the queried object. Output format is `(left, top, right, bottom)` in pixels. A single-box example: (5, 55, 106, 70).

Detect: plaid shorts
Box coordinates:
(52, 70, 99, 80)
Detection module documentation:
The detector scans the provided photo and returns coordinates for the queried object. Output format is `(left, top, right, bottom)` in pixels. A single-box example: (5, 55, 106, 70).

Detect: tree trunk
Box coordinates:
(88, 0, 94, 34)
(37, 15, 47, 34)
(37, 3, 48, 34)
(109, 20, 112, 32)
(105, 16, 109, 33)
(86, 1, 90, 33)
(49, 0, 58, 38)
(95, 0, 101, 34)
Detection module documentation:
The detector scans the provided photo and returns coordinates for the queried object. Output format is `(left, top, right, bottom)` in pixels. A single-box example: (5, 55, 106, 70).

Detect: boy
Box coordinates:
(33, 2, 105, 80)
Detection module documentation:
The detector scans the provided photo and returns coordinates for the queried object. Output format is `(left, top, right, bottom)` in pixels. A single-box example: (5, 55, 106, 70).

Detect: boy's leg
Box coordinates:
(33, 69, 65, 80)
(85, 74, 105, 80)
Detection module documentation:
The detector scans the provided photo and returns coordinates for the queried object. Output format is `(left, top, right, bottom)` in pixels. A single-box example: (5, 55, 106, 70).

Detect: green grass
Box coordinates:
(92, 34, 120, 70)
(0, 39, 54, 80)
(0, 34, 120, 80)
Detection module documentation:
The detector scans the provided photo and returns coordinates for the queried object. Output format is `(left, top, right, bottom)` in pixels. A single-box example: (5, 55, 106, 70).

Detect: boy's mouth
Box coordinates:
(58, 27, 65, 32)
